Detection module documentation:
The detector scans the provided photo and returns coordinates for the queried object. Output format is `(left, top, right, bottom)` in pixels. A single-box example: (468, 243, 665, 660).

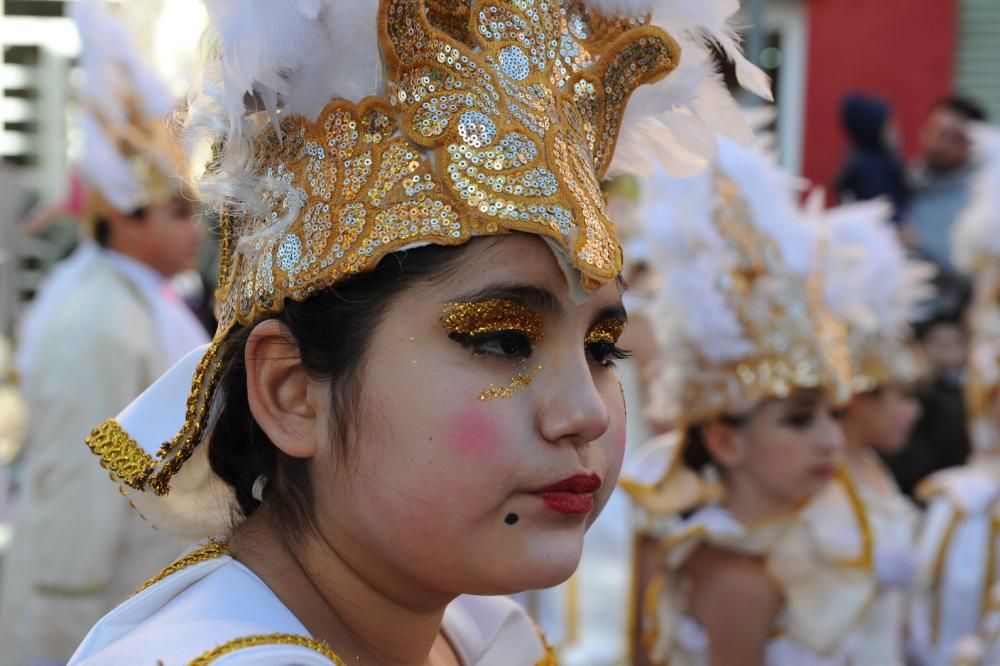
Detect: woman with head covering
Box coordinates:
(622, 137, 876, 666)
(66, 0, 765, 663)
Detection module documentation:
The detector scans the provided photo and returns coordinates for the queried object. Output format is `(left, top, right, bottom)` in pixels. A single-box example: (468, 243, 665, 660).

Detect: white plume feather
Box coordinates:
(823, 200, 934, 339)
(71, 0, 177, 211)
(201, 0, 381, 122)
(592, 0, 773, 177)
(953, 124, 1000, 273)
(641, 136, 814, 366)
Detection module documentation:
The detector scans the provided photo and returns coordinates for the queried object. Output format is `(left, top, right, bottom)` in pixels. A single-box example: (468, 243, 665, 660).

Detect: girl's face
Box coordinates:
(714, 390, 844, 509)
(310, 235, 627, 599)
(844, 384, 920, 453)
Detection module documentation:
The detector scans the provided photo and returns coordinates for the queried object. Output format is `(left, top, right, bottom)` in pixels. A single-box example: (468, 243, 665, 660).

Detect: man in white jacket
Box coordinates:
(0, 2, 209, 663)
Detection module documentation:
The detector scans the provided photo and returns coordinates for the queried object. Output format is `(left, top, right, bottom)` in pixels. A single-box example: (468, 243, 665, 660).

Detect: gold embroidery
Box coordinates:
(132, 540, 231, 597)
(187, 633, 344, 666)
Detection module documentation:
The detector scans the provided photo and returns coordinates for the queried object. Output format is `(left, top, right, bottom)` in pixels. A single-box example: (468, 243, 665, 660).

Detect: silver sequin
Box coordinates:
(458, 110, 497, 148)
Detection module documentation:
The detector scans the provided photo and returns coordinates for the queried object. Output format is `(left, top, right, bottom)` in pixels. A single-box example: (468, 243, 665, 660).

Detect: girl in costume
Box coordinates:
(910, 124, 1000, 666)
(821, 200, 934, 665)
(68, 0, 763, 664)
(622, 137, 877, 666)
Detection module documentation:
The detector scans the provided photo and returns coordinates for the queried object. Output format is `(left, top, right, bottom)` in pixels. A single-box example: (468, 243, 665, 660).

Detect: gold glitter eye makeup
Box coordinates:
(585, 318, 630, 368)
(441, 299, 545, 342)
(585, 318, 626, 345)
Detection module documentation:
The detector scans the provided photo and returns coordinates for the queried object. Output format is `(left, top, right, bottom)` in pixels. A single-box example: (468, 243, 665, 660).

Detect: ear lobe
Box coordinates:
(701, 421, 745, 469)
(245, 319, 319, 459)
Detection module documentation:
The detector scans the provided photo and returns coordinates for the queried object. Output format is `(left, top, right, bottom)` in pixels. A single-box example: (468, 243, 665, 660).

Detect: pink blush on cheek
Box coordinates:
(444, 406, 506, 458)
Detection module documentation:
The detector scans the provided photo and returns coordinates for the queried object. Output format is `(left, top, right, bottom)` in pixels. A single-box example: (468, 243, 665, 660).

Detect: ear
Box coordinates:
(701, 420, 746, 470)
(245, 319, 321, 459)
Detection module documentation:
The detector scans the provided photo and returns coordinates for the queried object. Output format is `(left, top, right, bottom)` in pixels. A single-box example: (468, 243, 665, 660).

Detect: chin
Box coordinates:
(476, 537, 584, 595)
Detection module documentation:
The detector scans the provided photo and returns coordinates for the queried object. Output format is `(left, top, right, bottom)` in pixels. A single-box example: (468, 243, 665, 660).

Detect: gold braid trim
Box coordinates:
(86, 418, 157, 489)
(84, 339, 227, 496)
(187, 633, 344, 666)
(131, 540, 231, 597)
(148, 338, 227, 495)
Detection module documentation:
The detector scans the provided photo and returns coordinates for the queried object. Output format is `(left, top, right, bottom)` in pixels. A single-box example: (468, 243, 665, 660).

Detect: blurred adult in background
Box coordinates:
(884, 313, 971, 498)
(0, 2, 208, 664)
(836, 93, 909, 221)
(907, 97, 987, 272)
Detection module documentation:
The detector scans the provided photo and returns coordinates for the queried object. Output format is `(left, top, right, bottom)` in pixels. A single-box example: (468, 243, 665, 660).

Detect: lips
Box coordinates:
(532, 473, 601, 515)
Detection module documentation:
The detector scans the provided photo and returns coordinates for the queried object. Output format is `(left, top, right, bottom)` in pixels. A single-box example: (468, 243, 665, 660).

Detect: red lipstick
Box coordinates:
(533, 473, 602, 515)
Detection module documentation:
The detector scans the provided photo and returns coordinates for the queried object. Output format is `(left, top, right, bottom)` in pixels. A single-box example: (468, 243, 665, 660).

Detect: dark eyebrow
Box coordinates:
(446, 283, 561, 315)
(786, 388, 824, 410)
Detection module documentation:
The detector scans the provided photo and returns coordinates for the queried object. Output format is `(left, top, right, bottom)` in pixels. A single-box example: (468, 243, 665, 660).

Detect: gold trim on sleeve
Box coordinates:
(187, 633, 344, 666)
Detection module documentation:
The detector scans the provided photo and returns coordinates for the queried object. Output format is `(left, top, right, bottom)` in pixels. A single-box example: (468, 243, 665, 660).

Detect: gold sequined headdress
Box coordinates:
(821, 200, 934, 394)
(623, 137, 849, 515)
(72, 0, 185, 216)
(85, 0, 768, 537)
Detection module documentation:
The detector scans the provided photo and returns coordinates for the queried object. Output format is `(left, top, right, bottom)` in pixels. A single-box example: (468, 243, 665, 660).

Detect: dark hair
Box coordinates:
(207, 242, 473, 536)
(682, 414, 748, 472)
(933, 96, 987, 122)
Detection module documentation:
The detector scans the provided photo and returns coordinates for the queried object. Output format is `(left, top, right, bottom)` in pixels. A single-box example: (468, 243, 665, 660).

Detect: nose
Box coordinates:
(535, 351, 611, 446)
(817, 411, 845, 456)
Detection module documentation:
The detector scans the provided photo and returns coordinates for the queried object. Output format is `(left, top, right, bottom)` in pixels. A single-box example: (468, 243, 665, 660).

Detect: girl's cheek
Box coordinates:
(443, 405, 507, 459)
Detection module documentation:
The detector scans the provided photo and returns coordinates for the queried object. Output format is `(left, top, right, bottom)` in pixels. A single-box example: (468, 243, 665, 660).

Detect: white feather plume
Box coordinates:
(201, 0, 382, 123)
(953, 123, 1000, 273)
(641, 136, 814, 365)
(71, 0, 177, 211)
(822, 200, 935, 339)
(592, 0, 773, 177)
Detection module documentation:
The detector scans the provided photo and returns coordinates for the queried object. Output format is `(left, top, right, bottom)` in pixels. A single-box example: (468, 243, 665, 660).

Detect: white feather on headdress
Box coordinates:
(591, 0, 773, 177)
(953, 123, 1000, 274)
(822, 200, 935, 339)
(640, 136, 819, 421)
(72, 0, 178, 212)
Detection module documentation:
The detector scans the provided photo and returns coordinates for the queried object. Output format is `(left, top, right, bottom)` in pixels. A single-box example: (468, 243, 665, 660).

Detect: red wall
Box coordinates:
(802, 0, 959, 200)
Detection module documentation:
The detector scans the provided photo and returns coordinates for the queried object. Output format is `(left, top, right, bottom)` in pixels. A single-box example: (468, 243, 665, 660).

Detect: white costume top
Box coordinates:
(70, 541, 555, 665)
(841, 453, 917, 666)
(910, 458, 1000, 666)
(639, 479, 876, 666)
(0, 245, 209, 665)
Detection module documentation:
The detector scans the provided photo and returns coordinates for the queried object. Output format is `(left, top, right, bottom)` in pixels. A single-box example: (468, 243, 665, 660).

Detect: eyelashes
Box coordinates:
(442, 299, 629, 368)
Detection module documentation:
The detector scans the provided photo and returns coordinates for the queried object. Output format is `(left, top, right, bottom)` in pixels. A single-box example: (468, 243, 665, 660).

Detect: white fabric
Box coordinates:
(642, 482, 876, 666)
(911, 461, 1000, 666)
(0, 249, 208, 666)
(70, 546, 550, 665)
(843, 457, 917, 666)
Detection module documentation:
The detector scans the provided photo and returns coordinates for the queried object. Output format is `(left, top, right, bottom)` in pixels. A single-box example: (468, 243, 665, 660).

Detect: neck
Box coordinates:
(230, 505, 453, 666)
(839, 418, 872, 470)
(722, 475, 799, 527)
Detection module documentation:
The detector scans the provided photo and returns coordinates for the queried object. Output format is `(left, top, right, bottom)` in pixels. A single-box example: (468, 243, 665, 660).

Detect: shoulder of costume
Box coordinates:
(445, 594, 556, 665)
(70, 540, 340, 665)
(917, 465, 1000, 515)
